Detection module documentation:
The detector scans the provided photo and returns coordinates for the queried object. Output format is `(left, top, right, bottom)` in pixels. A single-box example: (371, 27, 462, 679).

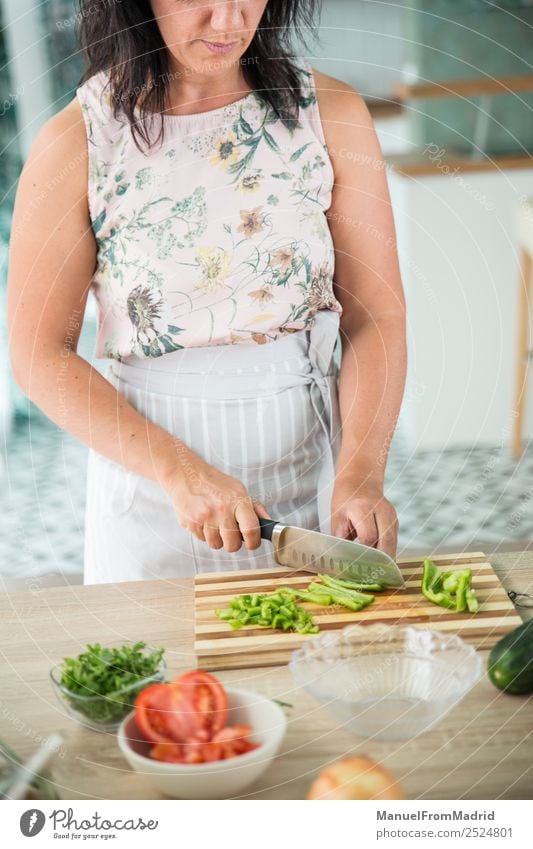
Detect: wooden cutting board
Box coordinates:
(194, 551, 523, 671)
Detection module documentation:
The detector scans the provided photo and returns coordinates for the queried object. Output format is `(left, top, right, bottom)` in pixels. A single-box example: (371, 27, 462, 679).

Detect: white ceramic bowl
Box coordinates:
(117, 688, 287, 799)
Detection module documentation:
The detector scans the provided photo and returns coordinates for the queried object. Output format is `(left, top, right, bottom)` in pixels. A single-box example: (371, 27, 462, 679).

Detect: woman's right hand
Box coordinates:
(164, 444, 272, 553)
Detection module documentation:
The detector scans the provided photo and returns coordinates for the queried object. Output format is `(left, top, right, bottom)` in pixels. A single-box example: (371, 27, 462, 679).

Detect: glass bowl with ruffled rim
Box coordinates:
(289, 623, 482, 740)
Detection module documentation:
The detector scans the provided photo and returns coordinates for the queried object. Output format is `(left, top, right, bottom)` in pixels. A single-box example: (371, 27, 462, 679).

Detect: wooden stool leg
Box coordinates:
(512, 247, 533, 457)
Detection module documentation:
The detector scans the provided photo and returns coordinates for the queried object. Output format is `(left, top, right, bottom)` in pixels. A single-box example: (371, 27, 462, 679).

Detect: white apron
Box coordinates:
(83, 310, 341, 584)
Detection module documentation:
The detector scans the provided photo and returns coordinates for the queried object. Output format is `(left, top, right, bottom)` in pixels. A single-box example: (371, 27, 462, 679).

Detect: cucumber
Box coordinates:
(487, 619, 533, 695)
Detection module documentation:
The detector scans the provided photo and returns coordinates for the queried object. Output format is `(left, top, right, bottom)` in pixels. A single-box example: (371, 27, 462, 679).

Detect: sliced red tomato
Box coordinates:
(220, 741, 259, 760)
(200, 740, 224, 763)
(134, 683, 176, 745)
(212, 724, 258, 759)
(135, 670, 258, 764)
(212, 723, 253, 743)
(158, 682, 204, 743)
(182, 748, 205, 764)
(172, 670, 229, 737)
(135, 674, 227, 745)
(149, 742, 183, 763)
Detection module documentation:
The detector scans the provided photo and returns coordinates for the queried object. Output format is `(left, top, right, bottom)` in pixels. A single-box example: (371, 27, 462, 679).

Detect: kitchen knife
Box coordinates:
(258, 517, 405, 588)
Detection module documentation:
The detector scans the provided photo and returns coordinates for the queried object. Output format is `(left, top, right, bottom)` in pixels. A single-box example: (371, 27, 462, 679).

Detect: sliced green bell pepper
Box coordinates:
(422, 559, 480, 613)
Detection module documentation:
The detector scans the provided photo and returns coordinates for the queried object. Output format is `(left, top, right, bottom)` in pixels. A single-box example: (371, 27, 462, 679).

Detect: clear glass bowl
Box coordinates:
(50, 643, 166, 733)
(289, 623, 482, 740)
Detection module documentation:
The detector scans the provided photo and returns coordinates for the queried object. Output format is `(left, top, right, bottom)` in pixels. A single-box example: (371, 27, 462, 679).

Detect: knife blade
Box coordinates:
(259, 518, 405, 588)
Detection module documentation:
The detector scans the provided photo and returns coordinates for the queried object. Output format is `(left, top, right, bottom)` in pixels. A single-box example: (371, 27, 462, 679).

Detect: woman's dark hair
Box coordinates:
(77, 0, 322, 153)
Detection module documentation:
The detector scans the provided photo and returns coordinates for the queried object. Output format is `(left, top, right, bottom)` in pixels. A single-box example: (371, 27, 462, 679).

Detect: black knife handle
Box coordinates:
(258, 517, 279, 541)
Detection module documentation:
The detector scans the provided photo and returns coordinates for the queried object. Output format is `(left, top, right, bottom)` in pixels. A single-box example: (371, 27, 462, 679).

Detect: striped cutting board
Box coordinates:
(194, 551, 523, 671)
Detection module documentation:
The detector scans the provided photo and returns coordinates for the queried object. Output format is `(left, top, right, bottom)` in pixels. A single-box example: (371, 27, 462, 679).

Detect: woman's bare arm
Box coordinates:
(7, 99, 186, 487)
(7, 99, 268, 551)
(314, 70, 407, 556)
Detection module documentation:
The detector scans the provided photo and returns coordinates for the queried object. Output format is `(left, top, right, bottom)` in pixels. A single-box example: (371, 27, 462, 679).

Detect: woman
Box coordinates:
(7, 0, 406, 583)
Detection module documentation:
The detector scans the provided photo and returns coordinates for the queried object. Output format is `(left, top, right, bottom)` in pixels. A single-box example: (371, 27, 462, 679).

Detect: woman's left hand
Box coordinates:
(330, 477, 399, 560)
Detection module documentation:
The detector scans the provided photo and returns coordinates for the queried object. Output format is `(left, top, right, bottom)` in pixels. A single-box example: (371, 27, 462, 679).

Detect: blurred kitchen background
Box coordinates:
(2, 0, 533, 590)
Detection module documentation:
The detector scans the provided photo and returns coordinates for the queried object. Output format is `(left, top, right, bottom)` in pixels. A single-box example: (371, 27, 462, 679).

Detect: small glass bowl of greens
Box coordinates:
(50, 641, 166, 732)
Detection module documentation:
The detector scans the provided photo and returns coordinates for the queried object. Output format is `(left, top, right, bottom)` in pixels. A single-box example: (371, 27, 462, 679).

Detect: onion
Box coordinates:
(307, 755, 406, 800)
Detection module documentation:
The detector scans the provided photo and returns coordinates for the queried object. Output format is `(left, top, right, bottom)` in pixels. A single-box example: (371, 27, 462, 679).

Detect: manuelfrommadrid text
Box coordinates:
(377, 810, 495, 822)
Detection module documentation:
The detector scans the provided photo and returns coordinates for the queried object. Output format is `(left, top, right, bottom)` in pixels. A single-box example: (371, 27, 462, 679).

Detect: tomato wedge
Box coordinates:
(172, 670, 229, 737)
(150, 737, 225, 764)
(134, 669, 258, 765)
(158, 681, 204, 743)
(134, 683, 176, 745)
(212, 724, 259, 759)
(149, 742, 183, 763)
(200, 740, 224, 763)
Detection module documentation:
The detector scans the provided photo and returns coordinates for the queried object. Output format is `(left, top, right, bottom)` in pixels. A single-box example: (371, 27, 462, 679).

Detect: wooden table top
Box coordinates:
(1, 550, 531, 800)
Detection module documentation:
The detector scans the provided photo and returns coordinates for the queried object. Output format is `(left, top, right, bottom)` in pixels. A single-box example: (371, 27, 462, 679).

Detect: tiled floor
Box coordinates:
(1, 415, 87, 589)
(386, 434, 533, 551)
(1, 414, 533, 589)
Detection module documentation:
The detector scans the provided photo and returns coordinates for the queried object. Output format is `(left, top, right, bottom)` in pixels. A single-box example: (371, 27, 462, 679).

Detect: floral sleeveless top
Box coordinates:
(76, 58, 342, 359)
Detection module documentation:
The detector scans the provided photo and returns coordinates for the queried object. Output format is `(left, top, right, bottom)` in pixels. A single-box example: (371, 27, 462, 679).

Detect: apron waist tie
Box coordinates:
(306, 309, 341, 533)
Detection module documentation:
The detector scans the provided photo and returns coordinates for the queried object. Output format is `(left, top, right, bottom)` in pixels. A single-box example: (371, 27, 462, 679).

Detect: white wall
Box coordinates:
(313, 3, 533, 451)
(389, 167, 533, 450)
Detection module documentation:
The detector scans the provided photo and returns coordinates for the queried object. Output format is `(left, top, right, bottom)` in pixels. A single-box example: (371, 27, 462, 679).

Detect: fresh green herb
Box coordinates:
(421, 559, 479, 613)
(215, 591, 319, 634)
(58, 641, 165, 724)
(272, 699, 294, 709)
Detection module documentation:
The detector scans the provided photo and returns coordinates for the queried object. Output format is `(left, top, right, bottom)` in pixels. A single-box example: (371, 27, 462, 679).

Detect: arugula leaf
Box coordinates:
(58, 641, 165, 724)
